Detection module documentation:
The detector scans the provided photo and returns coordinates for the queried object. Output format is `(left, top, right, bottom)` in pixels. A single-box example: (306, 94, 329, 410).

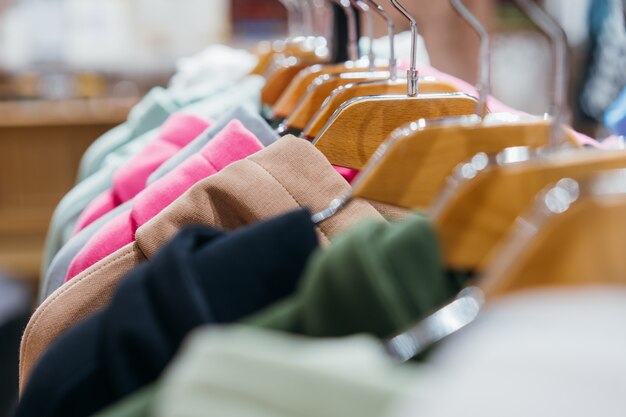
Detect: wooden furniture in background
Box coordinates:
(0, 98, 136, 283)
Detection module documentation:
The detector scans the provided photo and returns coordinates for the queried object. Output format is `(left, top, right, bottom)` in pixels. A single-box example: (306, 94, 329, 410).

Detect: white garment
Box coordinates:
(170, 30, 430, 92)
(169, 44, 259, 91)
(387, 286, 626, 417)
(155, 327, 415, 417)
(360, 31, 430, 65)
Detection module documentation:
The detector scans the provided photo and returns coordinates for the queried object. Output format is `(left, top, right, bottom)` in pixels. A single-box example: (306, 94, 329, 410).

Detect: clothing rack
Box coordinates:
(12, 1, 626, 417)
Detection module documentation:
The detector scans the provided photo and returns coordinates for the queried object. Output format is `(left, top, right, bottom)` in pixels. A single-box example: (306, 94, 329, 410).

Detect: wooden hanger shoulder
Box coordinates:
(351, 120, 560, 209)
(433, 149, 626, 272)
(251, 38, 322, 76)
(271, 62, 389, 119)
(251, 50, 276, 76)
(261, 62, 315, 107)
(313, 93, 479, 169)
(301, 79, 461, 138)
(480, 190, 626, 300)
(282, 73, 389, 131)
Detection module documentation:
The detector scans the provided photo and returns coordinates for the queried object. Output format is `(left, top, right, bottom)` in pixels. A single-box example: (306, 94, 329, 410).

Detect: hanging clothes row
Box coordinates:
(15, 1, 626, 417)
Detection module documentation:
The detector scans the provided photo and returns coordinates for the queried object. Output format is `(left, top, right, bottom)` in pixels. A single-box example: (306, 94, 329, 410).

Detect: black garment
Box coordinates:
(16, 210, 318, 417)
(0, 275, 30, 417)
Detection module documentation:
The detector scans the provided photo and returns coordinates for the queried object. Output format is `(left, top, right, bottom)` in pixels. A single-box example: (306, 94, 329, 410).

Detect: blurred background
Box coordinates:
(0, 0, 286, 290)
(0, 0, 623, 413)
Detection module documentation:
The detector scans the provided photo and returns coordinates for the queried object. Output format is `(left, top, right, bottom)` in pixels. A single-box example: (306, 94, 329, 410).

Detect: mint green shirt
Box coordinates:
(93, 327, 417, 417)
(76, 77, 246, 182)
(76, 87, 177, 183)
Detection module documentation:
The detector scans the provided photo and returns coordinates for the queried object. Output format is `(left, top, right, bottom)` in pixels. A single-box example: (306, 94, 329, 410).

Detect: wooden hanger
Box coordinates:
(262, 0, 365, 109)
(432, 148, 626, 273)
(479, 168, 626, 300)
(261, 56, 329, 107)
(383, 164, 626, 364)
(309, 0, 578, 226)
(282, 0, 463, 133)
(273, 0, 395, 124)
(465, 0, 626, 299)
(345, 0, 577, 200)
(251, 37, 325, 76)
(313, 92, 480, 169)
(286, 75, 461, 133)
(269, 60, 388, 115)
(351, 114, 582, 201)
(280, 71, 392, 130)
(312, 0, 480, 167)
(384, 166, 626, 363)
(269, 0, 391, 118)
(252, 0, 327, 76)
(301, 76, 460, 138)
(308, 0, 500, 226)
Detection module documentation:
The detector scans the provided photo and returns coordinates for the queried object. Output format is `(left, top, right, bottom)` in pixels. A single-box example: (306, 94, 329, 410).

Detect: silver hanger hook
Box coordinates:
(352, 0, 376, 71)
(389, 0, 419, 96)
(299, 0, 315, 36)
(515, 0, 568, 147)
(362, 0, 397, 80)
(308, 0, 335, 58)
(309, 0, 330, 38)
(332, 0, 360, 61)
(450, 0, 491, 118)
(279, 0, 304, 38)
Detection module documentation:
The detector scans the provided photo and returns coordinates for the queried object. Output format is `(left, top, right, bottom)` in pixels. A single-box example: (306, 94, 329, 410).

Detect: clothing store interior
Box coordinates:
(0, 0, 625, 416)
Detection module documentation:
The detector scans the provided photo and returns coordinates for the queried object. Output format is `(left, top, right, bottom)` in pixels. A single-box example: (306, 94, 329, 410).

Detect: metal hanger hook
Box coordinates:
(389, 0, 418, 96)
(352, 0, 376, 71)
(298, 0, 316, 36)
(363, 0, 397, 80)
(309, 0, 335, 58)
(515, 0, 568, 147)
(450, 0, 491, 118)
(279, 0, 304, 38)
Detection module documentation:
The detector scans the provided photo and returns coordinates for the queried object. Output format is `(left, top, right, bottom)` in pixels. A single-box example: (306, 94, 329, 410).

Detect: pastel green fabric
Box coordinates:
(92, 327, 416, 417)
(153, 327, 416, 417)
(77, 87, 178, 183)
(42, 76, 265, 274)
(91, 386, 155, 417)
(246, 214, 466, 339)
(77, 77, 247, 182)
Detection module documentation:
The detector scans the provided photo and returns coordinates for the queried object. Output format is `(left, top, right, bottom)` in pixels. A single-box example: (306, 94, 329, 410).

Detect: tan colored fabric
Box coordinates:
(20, 136, 384, 390)
(368, 201, 410, 222)
(136, 135, 383, 256)
(19, 243, 145, 390)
